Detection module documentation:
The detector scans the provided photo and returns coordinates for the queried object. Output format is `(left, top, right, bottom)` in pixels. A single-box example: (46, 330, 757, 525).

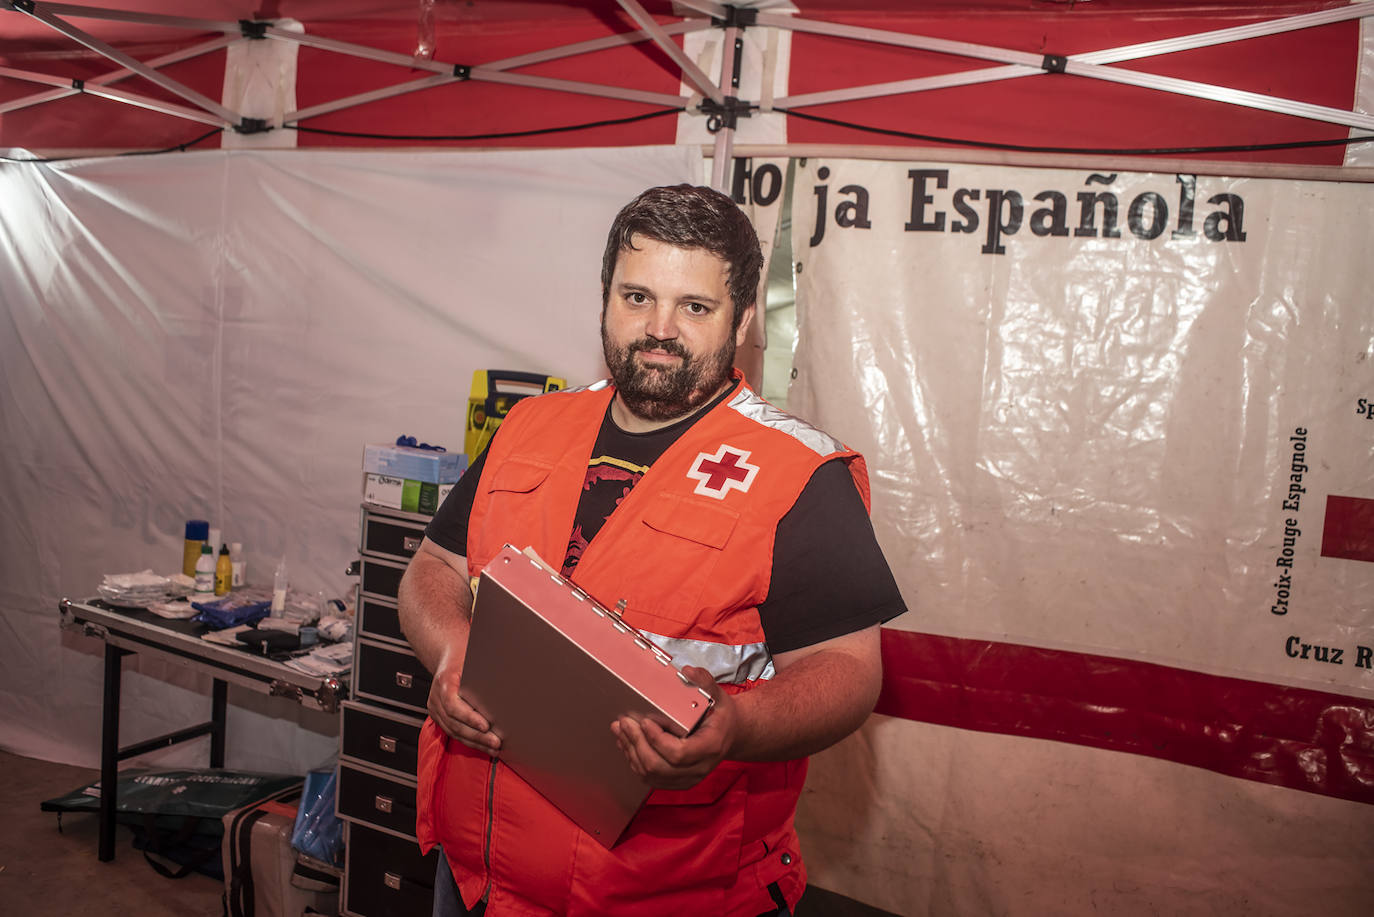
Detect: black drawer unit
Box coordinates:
(357, 594, 406, 645)
(360, 505, 429, 560)
(342, 822, 438, 917)
(338, 760, 421, 839)
(359, 554, 408, 602)
(346, 502, 442, 917)
(355, 638, 432, 714)
(341, 700, 423, 778)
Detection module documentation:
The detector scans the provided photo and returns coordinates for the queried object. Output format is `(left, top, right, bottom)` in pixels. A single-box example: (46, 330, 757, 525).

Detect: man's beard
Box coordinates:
(602, 326, 736, 423)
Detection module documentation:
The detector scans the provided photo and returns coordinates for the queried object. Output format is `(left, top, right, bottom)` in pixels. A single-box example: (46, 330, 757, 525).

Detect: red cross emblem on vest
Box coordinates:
(687, 444, 759, 499)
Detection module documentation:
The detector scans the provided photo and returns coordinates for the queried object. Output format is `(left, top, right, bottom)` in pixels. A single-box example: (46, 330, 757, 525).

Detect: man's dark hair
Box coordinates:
(600, 184, 763, 329)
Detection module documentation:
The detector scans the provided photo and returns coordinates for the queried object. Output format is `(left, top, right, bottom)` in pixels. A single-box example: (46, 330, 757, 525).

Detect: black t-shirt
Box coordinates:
(426, 390, 905, 654)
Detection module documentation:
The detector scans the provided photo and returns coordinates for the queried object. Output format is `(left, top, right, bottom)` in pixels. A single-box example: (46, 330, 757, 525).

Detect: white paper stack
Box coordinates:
(284, 642, 353, 677)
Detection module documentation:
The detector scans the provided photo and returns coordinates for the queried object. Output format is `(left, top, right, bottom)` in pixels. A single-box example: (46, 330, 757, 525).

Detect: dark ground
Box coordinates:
(0, 749, 899, 917)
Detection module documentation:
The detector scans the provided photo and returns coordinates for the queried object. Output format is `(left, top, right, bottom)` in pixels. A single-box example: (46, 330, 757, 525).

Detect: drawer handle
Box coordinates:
(375, 794, 394, 814)
(403, 535, 422, 552)
(395, 671, 413, 688)
(378, 735, 398, 754)
(384, 872, 402, 890)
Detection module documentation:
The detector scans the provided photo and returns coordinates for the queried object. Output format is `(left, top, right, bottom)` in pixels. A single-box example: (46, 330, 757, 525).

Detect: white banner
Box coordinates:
(790, 158, 1374, 698)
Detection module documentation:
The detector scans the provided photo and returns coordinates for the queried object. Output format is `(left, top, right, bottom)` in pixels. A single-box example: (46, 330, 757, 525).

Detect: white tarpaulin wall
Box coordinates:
(792, 158, 1373, 694)
(0, 144, 699, 772)
(3, 142, 1373, 915)
(788, 157, 1373, 913)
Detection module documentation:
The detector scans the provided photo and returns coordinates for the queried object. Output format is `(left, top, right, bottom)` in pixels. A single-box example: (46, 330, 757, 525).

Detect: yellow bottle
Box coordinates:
(214, 544, 233, 596)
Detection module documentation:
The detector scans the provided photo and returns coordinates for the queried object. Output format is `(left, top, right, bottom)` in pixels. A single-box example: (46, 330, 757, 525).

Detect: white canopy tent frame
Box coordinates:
(2, 1, 726, 151)
(3, 0, 1373, 183)
(282, 20, 705, 124)
(0, 35, 238, 117)
(764, 2, 1374, 132)
(20, 2, 242, 123)
(0, 58, 229, 126)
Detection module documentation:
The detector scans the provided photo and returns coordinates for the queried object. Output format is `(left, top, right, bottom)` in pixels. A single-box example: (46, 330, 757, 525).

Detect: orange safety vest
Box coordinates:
(416, 373, 868, 916)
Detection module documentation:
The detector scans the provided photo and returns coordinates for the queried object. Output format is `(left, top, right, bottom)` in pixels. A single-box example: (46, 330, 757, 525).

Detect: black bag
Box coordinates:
(42, 768, 302, 880)
(130, 812, 225, 880)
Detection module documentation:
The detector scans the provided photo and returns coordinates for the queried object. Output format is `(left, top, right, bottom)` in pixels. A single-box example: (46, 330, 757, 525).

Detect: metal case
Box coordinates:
(339, 700, 424, 778)
(460, 545, 713, 846)
(341, 822, 437, 917)
(343, 503, 439, 916)
(353, 638, 432, 715)
(337, 759, 421, 840)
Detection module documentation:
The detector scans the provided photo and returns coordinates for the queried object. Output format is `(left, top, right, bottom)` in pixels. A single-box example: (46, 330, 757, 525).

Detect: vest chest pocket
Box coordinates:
(485, 457, 552, 495)
(475, 458, 555, 559)
(615, 494, 741, 626)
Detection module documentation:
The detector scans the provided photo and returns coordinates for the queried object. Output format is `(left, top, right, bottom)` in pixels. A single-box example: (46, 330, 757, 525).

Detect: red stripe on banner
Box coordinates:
(875, 629, 1374, 805)
(1321, 495, 1374, 564)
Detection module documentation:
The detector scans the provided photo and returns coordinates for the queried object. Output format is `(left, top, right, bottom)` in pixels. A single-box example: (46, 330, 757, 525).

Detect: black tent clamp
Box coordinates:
(1042, 54, 1069, 74)
(700, 96, 753, 133)
(712, 5, 757, 30)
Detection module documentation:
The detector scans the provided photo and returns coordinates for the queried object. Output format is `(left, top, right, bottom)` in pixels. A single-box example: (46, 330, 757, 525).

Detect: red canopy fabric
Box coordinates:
(0, 1, 1363, 163)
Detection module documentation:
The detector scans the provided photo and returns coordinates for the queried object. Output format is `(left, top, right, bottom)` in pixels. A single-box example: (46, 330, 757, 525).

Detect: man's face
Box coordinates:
(601, 235, 754, 424)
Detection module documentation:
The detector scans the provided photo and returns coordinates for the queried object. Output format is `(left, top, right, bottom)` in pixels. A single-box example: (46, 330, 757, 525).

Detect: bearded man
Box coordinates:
(399, 184, 905, 917)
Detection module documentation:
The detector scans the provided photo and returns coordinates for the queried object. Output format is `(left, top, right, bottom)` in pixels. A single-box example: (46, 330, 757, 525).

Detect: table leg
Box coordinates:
(98, 643, 124, 862)
(210, 678, 227, 768)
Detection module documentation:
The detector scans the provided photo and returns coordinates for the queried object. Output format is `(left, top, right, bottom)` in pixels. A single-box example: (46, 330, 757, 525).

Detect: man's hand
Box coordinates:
(426, 650, 501, 754)
(398, 539, 500, 755)
(611, 666, 736, 790)
(613, 625, 883, 788)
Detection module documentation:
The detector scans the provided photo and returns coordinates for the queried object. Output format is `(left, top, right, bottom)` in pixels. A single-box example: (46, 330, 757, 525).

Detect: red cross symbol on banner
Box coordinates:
(687, 445, 759, 499)
(1321, 495, 1374, 564)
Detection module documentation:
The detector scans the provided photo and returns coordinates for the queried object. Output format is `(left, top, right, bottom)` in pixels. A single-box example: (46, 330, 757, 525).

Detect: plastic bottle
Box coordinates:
(271, 555, 289, 617)
(194, 542, 215, 594)
(230, 542, 245, 588)
(214, 544, 232, 596)
(182, 519, 209, 578)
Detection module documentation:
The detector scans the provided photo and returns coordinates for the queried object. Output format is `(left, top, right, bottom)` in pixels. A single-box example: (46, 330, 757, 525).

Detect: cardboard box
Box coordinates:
(363, 473, 450, 515)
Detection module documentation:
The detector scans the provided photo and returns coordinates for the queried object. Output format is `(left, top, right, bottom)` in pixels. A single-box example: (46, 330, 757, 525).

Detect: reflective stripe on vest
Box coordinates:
(639, 628, 775, 684)
(727, 387, 846, 458)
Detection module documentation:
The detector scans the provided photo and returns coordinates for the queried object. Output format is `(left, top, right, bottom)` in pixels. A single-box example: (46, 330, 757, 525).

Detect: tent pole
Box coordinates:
(0, 36, 238, 116)
(776, 63, 1374, 133)
(616, 0, 725, 105)
(0, 64, 225, 127)
(472, 70, 685, 108)
(287, 74, 461, 125)
(1056, 64, 1374, 132)
(1076, 1, 1374, 64)
(484, 20, 707, 72)
(710, 23, 741, 192)
(263, 27, 453, 75)
(22, 5, 240, 125)
(259, 19, 692, 125)
(32, 2, 242, 33)
(762, 5, 1374, 132)
(262, 18, 708, 76)
(760, 3, 1374, 66)
(78, 83, 228, 128)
